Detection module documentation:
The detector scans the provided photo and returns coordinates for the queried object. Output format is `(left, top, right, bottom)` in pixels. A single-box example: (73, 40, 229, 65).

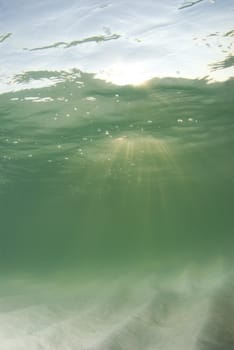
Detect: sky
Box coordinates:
(0, 0, 233, 92)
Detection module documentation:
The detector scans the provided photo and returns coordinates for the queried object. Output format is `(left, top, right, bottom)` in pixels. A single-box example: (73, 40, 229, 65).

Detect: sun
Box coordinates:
(95, 62, 152, 86)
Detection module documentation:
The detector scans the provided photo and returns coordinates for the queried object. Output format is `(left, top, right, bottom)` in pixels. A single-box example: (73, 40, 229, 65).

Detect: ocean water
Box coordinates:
(0, 0, 234, 349)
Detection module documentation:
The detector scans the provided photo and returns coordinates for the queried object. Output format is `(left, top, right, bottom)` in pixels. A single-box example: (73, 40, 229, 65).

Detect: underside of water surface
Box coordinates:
(0, 0, 234, 349)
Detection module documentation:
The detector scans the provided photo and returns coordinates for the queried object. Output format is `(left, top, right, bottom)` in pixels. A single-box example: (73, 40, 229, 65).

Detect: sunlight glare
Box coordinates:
(95, 63, 152, 86)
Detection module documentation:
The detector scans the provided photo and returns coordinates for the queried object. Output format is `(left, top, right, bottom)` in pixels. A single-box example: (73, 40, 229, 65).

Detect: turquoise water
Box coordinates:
(0, 0, 234, 349)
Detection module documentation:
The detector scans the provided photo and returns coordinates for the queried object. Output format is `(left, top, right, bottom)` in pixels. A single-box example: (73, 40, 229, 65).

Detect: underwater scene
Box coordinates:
(0, 0, 234, 349)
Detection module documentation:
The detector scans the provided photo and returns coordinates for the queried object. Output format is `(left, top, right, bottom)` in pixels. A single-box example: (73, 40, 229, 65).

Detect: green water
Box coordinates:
(0, 75, 233, 348)
(1, 75, 233, 269)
